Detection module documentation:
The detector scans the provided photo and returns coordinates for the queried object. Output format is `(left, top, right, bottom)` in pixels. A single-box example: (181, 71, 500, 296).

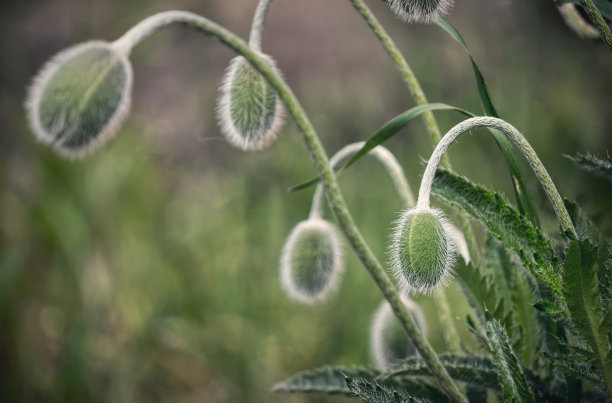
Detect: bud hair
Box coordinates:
(389, 207, 457, 294)
(280, 219, 343, 303)
(370, 295, 426, 371)
(217, 55, 285, 151)
(386, 0, 454, 24)
(26, 41, 133, 158)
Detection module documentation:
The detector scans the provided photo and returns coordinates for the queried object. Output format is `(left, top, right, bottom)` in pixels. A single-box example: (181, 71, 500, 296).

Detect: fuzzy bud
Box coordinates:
(280, 219, 343, 303)
(217, 55, 284, 151)
(390, 207, 456, 293)
(26, 41, 133, 157)
(386, 0, 454, 24)
(370, 295, 426, 370)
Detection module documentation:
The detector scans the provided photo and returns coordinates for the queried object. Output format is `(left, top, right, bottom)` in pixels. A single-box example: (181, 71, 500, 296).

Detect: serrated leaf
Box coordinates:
(382, 354, 501, 392)
(432, 169, 562, 297)
(273, 366, 378, 395)
(562, 239, 612, 390)
(484, 311, 536, 403)
(288, 103, 472, 192)
(436, 18, 540, 228)
(534, 300, 564, 316)
(566, 153, 612, 184)
(346, 376, 428, 403)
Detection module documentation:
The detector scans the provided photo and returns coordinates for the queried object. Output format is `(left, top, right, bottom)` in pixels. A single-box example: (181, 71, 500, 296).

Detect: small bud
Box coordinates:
(390, 207, 456, 293)
(386, 0, 454, 24)
(370, 295, 427, 370)
(280, 219, 343, 303)
(217, 55, 284, 151)
(26, 41, 133, 157)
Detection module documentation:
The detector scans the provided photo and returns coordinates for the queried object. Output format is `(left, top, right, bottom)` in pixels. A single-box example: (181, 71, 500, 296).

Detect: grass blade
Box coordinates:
(436, 18, 541, 228)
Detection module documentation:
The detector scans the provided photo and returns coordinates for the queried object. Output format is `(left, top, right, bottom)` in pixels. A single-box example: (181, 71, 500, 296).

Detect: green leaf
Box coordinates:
(566, 153, 612, 184)
(484, 311, 536, 403)
(272, 366, 377, 395)
(562, 239, 612, 388)
(432, 169, 562, 297)
(288, 103, 472, 192)
(345, 376, 429, 403)
(436, 18, 540, 228)
(382, 354, 501, 391)
(534, 300, 564, 316)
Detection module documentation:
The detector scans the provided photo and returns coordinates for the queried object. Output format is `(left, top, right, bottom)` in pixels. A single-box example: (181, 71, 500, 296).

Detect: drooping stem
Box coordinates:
(416, 116, 577, 238)
(111, 10, 467, 402)
(249, 0, 274, 51)
(309, 142, 415, 219)
(578, 0, 612, 50)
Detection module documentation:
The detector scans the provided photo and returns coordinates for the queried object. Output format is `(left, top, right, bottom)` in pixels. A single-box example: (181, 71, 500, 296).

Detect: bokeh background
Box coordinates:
(1, 0, 611, 402)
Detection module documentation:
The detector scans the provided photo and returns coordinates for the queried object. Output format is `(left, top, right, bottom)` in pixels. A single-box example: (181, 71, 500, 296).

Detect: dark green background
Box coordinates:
(1, 0, 611, 402)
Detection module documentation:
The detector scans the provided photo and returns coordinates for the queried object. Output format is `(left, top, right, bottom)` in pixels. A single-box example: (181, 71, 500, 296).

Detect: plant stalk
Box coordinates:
(579, 0, 612, 50)
(113, 10, 467, 403)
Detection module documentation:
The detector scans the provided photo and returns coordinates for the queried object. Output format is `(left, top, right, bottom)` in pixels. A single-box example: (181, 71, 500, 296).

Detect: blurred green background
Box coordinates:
(1, 0, 611, 402)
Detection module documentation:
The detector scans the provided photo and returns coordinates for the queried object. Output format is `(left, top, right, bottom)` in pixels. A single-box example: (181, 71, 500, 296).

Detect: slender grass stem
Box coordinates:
(579, 0, 612, 50)
(416, 116, 577, 238)
(112, 10, 467, 403)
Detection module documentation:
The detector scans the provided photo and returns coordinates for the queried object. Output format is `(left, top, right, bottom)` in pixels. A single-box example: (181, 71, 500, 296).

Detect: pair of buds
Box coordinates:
(26, 8, 284, 158)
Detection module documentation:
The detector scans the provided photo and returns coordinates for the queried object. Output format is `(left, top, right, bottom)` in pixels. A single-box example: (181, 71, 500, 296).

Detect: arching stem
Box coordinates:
(111, 10, 467, 403)
(309, 142, 415, 219)
(249, 0, 274, 51)
(416, 116, 577, 238)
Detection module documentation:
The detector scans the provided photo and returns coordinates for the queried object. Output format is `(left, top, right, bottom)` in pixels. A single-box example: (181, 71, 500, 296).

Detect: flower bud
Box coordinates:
(370, 295, 426, 370)
(386, 0, 454, 24)
(280, 219, 343, 303)
(26, 41, 133, 157)
(217, 55, 284, 151)
(390, 207, 456, 293)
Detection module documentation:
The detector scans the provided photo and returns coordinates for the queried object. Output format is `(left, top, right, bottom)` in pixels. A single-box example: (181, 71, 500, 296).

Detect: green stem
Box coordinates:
(349, 0, 482, 330)
(113, 10, 467, 403)
(249, 0, 274, 51)
(432, 291, 462, 353)
(579, 0, 612, 50)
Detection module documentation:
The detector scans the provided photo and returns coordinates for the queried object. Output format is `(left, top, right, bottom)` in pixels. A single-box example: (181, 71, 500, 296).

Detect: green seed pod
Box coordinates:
(280, 219, 343, 303)
(390, 207, 456, 293)
(370, 295, 427, 370)
(26, 41, 133, 157)
(217, 55, 284, 151)
(386, 0, 454, 23)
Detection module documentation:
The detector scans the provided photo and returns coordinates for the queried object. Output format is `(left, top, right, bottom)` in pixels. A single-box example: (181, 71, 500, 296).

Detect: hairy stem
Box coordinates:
(579, 0, 612, 50)
(416, 116, 577, 238)
(558, 3, 599, 39)
(309, 142, 415, 219)
(249, 0, 274, 51)
(112, 10, 467, 402)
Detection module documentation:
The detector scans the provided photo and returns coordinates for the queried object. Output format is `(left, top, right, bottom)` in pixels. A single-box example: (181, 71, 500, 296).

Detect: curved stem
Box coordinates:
(309, 142, 415, 219)
(416, 116, 577, 238)
(249, 0, 274, 51)
(111, 10, 467, 402)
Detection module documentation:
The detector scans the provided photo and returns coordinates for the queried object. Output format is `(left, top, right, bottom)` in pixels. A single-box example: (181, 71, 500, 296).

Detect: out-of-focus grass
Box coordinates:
(1, 0, 611, 402)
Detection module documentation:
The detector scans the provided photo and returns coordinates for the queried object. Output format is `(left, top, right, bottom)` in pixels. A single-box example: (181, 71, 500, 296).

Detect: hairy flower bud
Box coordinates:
(217, 55, 284, 151)
(280, 219, 343, 303)
(386, 0, 454, 24)
(370, 295, 426, 370)
(390, 207, 456, 293)
(26, 41, 133, 157)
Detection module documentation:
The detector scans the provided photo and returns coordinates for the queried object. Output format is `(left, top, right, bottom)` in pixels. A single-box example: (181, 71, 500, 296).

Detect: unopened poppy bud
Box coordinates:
(280, 219, 343, 303)
(26, 41, 133, 157)
(386, 0, 454, 24)
(390, 207, 456, 293)
(217, 55, 284, 151)
(370, 295, 426, 370)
